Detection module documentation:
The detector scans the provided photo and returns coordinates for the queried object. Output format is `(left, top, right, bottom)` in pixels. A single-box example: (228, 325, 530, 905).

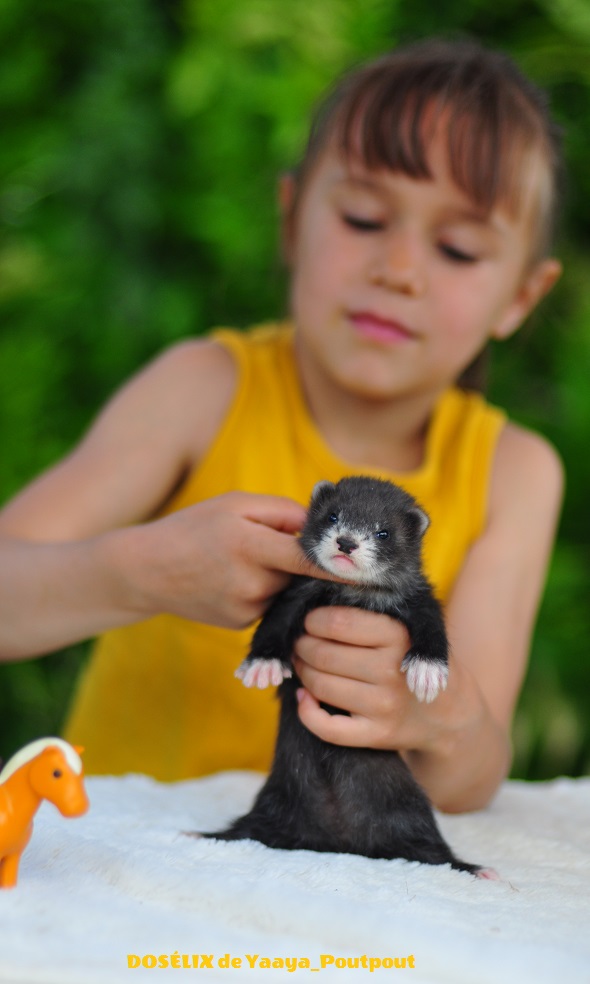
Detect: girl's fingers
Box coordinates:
(251, 524, 351, 582)
(294, 636, 395, 686)
(236, 493, 308, 534)
(294, 656, 385, 715)
(303, 606, 411, 648)
(296, 688, 374, 748)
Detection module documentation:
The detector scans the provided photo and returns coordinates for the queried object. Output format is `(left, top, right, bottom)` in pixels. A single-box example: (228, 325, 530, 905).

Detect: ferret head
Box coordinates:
(300, 477, 429, 588)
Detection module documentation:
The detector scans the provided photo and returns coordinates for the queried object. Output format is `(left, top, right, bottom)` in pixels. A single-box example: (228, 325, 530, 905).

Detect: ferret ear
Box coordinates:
(310, 480, 335, 506)
(409, 506, 430, 538)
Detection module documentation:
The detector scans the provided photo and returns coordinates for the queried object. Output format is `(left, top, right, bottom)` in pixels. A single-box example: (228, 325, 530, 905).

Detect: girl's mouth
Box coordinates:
(349, 311, 416, 344)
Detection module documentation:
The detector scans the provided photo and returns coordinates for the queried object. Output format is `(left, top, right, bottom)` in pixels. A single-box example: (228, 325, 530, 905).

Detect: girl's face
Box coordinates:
(285, 129, 559, 404)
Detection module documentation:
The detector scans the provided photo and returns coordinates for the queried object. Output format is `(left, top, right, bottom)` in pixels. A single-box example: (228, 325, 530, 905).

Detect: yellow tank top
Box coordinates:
(64, 324, 506, 780)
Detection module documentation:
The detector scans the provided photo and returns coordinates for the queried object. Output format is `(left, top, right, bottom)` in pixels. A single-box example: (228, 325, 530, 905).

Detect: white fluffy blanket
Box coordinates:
(1, 772, 589, 984)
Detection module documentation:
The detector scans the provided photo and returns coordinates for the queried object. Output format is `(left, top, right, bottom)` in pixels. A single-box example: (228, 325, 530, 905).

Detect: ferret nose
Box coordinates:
(336, 536, 358, 555)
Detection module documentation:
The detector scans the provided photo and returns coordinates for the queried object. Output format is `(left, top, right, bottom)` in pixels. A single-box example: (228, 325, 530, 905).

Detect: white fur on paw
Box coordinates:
(402, 656, 448, 703)
(235, 658, 292, 689)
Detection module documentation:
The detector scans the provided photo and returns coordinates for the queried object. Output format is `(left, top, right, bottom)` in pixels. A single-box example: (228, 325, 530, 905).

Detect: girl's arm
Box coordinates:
(0, 340, 312, 660)
(293, 423, 564, 812)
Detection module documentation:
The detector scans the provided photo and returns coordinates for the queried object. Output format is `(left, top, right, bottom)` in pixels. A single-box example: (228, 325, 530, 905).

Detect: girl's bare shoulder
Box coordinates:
(0, 337, 239, 539)
(142, 336, 238, 463)
(489, 421, 564, 535)
(493, 421, 563, 494)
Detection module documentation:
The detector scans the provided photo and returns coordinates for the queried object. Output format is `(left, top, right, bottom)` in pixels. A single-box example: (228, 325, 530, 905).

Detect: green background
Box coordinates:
(0, 0, 588, 779)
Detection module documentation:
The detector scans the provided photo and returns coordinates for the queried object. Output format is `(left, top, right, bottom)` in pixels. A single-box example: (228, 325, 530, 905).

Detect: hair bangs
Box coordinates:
(335, 68, 546, 222)
(301, 40, 562, 259)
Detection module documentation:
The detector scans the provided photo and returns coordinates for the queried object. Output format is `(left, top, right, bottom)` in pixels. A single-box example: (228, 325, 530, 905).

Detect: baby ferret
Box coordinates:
(205, 477, 492, 877)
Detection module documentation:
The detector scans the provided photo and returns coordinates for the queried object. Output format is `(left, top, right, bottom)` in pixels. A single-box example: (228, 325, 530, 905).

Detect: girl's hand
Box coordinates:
(128, 492, 329, 630)
(292, 606, 461, 755)
(0, 491, 328, 661)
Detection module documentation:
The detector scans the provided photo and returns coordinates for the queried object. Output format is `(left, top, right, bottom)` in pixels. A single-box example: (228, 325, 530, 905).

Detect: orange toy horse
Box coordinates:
(0, 737, 89, 888)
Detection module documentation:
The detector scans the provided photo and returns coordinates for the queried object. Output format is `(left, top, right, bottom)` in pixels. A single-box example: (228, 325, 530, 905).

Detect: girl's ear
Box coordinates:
(492, 257, 562, 341)
(278, 171, 298, 267)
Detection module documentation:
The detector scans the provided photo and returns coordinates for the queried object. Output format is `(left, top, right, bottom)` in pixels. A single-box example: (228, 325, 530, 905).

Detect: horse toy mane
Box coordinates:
(0, 737, 89, 888)
(0, 737, 83, 785)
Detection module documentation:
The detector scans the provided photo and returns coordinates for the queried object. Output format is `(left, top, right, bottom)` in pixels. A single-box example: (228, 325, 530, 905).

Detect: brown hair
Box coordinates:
(296, 38, 563, 264)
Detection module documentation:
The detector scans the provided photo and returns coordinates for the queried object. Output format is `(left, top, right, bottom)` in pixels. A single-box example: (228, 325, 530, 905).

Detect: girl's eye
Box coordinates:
(342, 214, 384, 233)
(439, 242, 478, 264)
(329, 513, 339, 524)
(375, 530, 389, 540)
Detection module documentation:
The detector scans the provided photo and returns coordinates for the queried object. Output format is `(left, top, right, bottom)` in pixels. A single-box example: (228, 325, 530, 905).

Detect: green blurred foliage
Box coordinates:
(0, 0, 588, 778)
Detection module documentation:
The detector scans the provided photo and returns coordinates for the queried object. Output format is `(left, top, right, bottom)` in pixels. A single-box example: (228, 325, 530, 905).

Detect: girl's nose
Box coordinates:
(369, 230, 425, 296)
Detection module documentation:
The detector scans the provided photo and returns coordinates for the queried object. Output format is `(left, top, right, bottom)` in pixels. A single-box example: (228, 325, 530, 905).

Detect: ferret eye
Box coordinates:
(328, 512, 339, 524)
(375, 530, 389, 540)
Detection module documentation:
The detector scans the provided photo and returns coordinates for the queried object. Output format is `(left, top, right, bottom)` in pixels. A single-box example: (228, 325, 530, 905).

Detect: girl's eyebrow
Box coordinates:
(331, 173, 384, 193)
(331, 172, 508, 237)
(440, 208, 510, 240)
(328, 173, 391, 205)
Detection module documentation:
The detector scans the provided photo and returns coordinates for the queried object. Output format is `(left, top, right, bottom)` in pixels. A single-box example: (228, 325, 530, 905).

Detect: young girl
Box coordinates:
(0, 38, 564, 812)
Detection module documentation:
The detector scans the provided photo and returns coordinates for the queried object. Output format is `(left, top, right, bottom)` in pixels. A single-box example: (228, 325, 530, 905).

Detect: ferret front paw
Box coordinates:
(401, 651, 448, 703)
(235, 658, 292, 689)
